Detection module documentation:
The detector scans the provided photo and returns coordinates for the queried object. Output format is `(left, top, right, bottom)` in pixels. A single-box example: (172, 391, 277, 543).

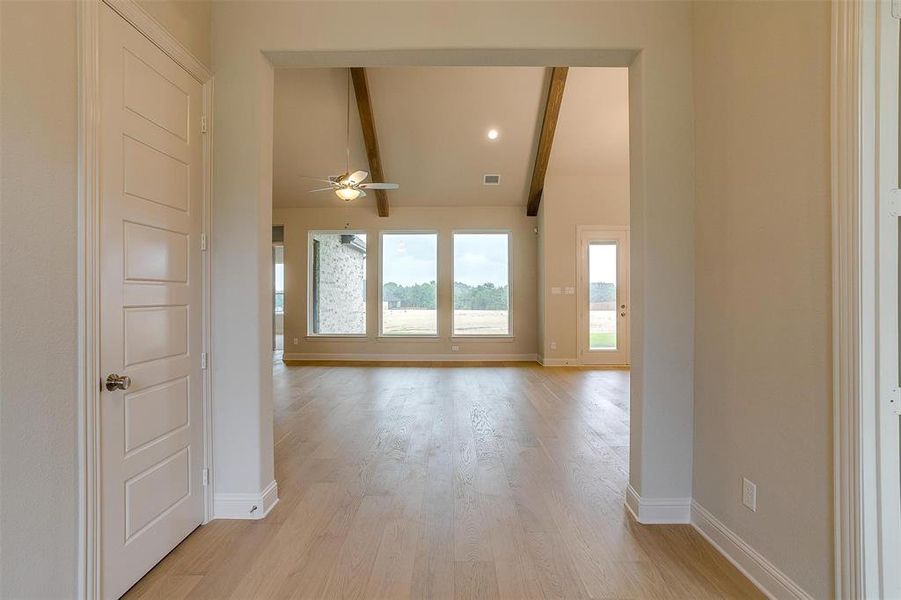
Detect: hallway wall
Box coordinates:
(1, 2, 78, 596)
(692, 2, 832, 597)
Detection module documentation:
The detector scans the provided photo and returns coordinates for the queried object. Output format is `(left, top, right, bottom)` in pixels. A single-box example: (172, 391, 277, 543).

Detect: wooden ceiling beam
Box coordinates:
(350, 67, 389, 217)
(526, 66, 568, 217)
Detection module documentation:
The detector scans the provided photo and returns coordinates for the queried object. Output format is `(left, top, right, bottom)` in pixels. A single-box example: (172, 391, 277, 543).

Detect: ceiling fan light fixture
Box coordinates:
(335, 187, 362, 201)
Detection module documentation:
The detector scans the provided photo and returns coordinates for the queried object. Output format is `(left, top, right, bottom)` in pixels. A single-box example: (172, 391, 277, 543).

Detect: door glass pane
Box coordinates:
(589, 242, 617, 350)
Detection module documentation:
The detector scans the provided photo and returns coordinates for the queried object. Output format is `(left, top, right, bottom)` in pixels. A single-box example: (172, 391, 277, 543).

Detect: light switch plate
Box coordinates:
(564, 287, 575, 295)
(551, 287, 561, 295)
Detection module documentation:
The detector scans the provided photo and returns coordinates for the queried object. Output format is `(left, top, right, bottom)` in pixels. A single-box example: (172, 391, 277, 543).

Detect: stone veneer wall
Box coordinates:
(311, 233, 366, 334)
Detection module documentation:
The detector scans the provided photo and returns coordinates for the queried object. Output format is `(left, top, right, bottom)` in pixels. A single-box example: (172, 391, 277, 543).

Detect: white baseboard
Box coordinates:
(690, 501, 812, 600)
(282, 352, 537, 362)
(624, 484, 691, 524)
(537, 357, 579, 367)
(213, 480, 279, 520)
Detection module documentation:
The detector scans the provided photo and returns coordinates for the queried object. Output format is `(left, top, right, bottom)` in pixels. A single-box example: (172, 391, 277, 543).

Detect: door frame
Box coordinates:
(76, 2, 213, 598)
(576, 225, 630, 367)
(832, 1, 901, 597)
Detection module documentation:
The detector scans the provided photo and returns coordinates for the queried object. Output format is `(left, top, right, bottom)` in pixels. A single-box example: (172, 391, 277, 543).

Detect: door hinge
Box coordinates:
(201, 352, 208, 370)
(890, 387, 901, 416)
(202, 468, 209, 486)
(201, 115, 208, 134)
(201, 232, 208, 251)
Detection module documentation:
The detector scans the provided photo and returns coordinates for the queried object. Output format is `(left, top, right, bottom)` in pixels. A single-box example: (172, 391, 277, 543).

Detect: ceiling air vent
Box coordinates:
(483, 174, 501, 186)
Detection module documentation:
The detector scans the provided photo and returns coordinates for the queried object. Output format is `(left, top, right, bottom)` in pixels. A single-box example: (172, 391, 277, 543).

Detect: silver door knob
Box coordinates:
(105, 374, 131, 391)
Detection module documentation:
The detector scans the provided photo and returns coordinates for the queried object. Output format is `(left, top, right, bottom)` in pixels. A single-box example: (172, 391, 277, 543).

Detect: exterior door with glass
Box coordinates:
(577, 227, 629, 366)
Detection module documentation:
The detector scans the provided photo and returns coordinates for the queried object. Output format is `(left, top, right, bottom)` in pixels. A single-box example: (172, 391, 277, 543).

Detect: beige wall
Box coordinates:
(137, 0, 210, 66)
(539, 174, 630, 362)
(0, 2, 209, 597)
(692, 2, 832, 597)
(1, 3, 78, 596)
(275, 206, 538, 359)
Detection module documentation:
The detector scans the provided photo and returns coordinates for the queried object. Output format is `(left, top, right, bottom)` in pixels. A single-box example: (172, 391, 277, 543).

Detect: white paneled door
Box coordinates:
(99, 5, 204, 598)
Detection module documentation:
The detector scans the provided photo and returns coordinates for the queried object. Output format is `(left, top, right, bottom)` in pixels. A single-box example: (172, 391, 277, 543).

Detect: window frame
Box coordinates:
(305, 229, 369, 338)
(378, 230, 441, 338)
(450, 229, 514, 338)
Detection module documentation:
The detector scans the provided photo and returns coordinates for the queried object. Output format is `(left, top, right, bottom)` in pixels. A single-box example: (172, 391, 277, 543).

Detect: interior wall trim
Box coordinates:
(623, 484, 691, 525)
(103, 0, 211, 83)
(282, 352, 538, 363)
(829, 1, 901, 597)
(214, 480, 280, 520)
(691, 501, 813, 600)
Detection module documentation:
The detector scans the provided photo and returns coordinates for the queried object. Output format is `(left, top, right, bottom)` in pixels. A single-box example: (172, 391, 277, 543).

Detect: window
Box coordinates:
(380, 232, 438, 335)
(453, 232, 511, 336)
(308, 232, 367, 335)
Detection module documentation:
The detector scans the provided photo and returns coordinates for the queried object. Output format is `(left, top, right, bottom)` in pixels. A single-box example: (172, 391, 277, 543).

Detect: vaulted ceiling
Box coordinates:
(272, 66, 629, 211)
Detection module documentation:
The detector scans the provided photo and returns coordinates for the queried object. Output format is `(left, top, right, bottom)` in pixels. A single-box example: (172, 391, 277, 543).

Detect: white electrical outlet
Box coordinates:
(742, 477, 757, 512)
(550, 341, 557, 350)
(293, 337, 299, 345)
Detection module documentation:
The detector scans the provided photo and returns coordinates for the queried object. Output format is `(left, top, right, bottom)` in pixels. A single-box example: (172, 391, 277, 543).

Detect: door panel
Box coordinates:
(123, 136, 190, 212)
(124, 377, 189, 453)
(100, 5, 204, 599)
(578, 228, 630, 366)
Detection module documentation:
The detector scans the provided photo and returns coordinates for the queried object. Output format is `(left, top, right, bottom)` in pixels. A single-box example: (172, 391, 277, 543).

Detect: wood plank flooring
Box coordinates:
(123, 362, 762, 599)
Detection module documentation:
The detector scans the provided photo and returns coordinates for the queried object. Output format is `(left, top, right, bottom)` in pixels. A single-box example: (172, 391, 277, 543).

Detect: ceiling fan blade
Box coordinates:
(307, 187, 334, 193)
(299, 175, 335, 184)
(347, 170, 369, 184)
(358, 189, 367, 197)
(360, 183, 399, 190)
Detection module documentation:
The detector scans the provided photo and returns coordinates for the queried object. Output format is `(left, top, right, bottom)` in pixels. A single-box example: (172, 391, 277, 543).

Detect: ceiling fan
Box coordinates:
(304, 69, 399, 202)
(307, 170, 398, 202)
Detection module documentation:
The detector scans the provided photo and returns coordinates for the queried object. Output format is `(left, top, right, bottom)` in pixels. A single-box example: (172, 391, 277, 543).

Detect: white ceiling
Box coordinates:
(272, 66, 629, 209)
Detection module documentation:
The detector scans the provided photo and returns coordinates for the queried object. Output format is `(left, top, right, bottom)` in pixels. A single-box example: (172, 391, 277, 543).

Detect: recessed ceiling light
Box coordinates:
(487, 129, 499, 140)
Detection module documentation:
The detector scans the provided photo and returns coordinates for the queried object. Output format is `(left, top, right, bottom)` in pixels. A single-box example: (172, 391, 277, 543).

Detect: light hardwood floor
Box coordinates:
(123, 362, 762, 599)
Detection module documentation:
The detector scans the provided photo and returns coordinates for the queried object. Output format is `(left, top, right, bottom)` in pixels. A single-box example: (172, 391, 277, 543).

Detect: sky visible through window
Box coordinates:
(382, 233, 437, 286)
(589, 243, 616, 285)
(453, 234, 508, 286)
